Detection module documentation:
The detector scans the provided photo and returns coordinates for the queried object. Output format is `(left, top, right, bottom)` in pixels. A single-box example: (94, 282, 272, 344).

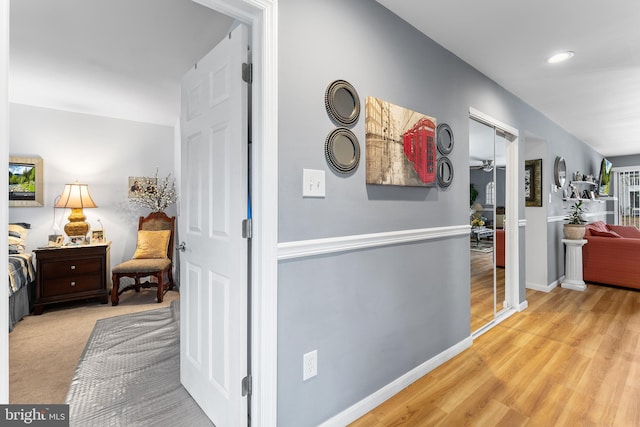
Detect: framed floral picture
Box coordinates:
(128, 176, 157, 198)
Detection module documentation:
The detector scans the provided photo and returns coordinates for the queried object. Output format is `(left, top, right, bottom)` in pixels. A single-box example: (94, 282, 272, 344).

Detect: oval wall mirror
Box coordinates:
(554, 156, 566, 187)
(325, 80, 360, 127)
(325, 128, 360, 174)
(436, 123, 454, 155)
(437, 157, 454, 187)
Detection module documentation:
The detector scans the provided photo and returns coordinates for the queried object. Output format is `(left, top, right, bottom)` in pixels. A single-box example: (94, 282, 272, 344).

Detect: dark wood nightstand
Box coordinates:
(33, 242, 111, 314)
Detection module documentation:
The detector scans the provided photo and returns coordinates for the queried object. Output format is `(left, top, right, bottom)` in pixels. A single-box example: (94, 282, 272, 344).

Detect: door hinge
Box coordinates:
(242, 375, 252, 397)
(242, 63, 252, 84)
(242, 219, 252, 239)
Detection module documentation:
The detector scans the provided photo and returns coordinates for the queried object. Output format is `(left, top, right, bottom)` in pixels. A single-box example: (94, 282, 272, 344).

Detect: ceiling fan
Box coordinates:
(470, 160, 495, 172)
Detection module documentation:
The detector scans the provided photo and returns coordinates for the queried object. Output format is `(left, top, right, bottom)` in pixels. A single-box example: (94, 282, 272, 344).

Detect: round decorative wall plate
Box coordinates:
(554, 156, 567, 187)
(325, 128, 360, 174)
(325, 80, 360, 127)
(437, 157, 454, 187)
(436, 123, 454, 155)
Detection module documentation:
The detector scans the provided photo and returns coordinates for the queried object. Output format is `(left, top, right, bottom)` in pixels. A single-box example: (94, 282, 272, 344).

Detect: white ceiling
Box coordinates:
(377, 0, 640, 158)
(11, 1, 640, 159)
(10, 0, 233, 126)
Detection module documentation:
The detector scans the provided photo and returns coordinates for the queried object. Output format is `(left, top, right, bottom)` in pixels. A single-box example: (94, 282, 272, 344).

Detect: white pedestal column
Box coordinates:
(561, 239, 587, 291)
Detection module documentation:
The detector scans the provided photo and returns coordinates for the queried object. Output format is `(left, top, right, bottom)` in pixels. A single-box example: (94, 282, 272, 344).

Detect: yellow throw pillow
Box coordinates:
(133, 230, 171, 259)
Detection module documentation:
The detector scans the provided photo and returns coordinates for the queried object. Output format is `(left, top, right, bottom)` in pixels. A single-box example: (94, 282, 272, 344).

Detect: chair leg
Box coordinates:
(111, 274, 120, 306)
(167, 268, 175, 290)
(156, 274, 164, 303)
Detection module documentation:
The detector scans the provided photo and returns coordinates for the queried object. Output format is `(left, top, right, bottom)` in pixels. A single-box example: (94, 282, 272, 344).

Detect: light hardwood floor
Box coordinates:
(470, 247, 505, 333)
(351, 284, 640, 426)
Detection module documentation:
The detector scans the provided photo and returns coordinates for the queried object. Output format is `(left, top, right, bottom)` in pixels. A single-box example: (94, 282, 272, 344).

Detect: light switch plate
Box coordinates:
(303, 169, 325, 198)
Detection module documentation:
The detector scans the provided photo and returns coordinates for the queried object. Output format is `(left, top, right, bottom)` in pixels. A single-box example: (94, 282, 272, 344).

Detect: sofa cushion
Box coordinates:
(589, 229, 622, 238)
(585, 221, 625, 238)
(608, 224, 640, 239)
(586, 221, 609, 233)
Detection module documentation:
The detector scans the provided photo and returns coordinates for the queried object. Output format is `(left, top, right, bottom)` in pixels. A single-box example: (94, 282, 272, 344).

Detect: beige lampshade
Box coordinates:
(54, 182, 97, 237)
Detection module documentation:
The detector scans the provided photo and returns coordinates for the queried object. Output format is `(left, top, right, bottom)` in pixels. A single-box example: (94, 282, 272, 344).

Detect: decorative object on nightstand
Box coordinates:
(563, 200, 587, 239)
(54, 182, 97, 238)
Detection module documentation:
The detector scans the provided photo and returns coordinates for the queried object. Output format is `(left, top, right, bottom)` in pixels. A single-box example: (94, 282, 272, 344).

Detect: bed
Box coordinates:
(8, 223, 36, 332)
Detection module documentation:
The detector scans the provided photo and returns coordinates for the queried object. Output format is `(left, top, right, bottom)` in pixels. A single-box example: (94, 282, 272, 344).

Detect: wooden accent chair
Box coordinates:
(111, 212, 175, 306)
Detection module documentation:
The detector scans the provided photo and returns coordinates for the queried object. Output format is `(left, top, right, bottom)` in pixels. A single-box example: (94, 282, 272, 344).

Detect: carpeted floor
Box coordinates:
(65, 301, 212, 426)
(9, 289, 180, 404)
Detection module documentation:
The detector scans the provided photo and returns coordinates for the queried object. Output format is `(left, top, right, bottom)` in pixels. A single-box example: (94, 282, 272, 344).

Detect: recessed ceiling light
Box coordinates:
(547, 51, 575, 64)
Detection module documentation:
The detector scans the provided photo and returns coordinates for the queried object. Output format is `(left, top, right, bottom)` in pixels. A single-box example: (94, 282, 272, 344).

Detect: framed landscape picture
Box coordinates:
(9, 156, 44, 207)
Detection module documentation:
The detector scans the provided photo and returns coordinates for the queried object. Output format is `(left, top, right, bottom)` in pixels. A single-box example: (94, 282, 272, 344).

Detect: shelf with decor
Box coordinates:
(564, 180, 602, 202)
(562, 197, 604, 203)
(570, 180, 597, 187)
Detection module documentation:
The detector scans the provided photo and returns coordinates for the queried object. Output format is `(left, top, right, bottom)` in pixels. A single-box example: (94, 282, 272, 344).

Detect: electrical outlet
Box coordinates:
(303, 350, 317, 381)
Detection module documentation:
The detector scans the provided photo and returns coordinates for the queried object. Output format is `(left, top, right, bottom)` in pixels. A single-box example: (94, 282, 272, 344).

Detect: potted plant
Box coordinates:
(564, 200, 587, 239)
(470, 183, 478, 207)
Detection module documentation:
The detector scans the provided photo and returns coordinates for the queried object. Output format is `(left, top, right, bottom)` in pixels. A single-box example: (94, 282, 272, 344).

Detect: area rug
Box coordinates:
(470, 239, 494, 253)
(65, 302, 213, 426)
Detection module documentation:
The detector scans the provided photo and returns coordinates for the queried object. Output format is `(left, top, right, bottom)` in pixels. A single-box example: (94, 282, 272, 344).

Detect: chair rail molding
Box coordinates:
(278, 225, 470, 260)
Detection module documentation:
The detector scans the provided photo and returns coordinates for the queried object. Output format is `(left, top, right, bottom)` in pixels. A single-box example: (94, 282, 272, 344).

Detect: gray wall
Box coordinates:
(277, 0, 603, 424)
(608, 154, 640, 168)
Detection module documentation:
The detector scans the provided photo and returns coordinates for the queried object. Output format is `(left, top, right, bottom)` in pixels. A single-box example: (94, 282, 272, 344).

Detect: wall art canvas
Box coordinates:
(128, 176, 157, 199)
(525, 158, 542, 207)
(365, 97, 437, 186)
(9, 156, 44, 207)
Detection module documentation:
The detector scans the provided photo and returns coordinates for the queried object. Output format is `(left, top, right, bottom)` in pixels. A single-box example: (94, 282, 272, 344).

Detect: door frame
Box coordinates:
(1, 0, 10, 404)
(0, 1, 279, 426)
(469, 107, 521, 337)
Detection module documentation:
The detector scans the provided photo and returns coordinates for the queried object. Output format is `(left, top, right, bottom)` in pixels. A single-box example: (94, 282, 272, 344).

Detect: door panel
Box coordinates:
(180, 24, 249, 427)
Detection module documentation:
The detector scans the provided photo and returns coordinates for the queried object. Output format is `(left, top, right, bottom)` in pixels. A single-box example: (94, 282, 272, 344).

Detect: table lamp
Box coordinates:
(471, 202, 484, 218)
(54, 182, 97, 237)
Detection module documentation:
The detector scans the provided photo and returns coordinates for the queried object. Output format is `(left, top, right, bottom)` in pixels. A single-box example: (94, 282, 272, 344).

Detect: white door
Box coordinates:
(179, 24, 249, 426)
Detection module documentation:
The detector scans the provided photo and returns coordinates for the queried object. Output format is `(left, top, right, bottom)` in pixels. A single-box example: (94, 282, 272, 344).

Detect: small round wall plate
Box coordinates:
(554, 156, 567, 187)
(325, 128, 360, 174)
(436, 123, 454, 155)
(437, 156, 454, 187)
(325, 80, 361, 127)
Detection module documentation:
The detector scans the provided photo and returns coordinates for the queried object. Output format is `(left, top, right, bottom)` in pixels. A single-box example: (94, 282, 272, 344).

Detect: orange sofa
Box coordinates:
(582, 221, 640, 289)
(495, 229, 505, 268)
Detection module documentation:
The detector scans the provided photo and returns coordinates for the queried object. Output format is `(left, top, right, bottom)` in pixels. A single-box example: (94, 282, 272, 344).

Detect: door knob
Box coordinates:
(177, 242, 187, 252)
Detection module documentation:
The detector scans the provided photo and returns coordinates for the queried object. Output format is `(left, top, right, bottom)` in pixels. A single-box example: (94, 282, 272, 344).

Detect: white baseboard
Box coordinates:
(526, 278, 560, 293)
(517, 300, 529, 311)
(318, 336, 473, 427)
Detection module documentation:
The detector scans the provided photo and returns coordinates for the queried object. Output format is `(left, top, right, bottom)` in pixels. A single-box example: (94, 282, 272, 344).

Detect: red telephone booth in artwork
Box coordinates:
(414, 118, 436, 184)
(403, 128, 416, 162)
